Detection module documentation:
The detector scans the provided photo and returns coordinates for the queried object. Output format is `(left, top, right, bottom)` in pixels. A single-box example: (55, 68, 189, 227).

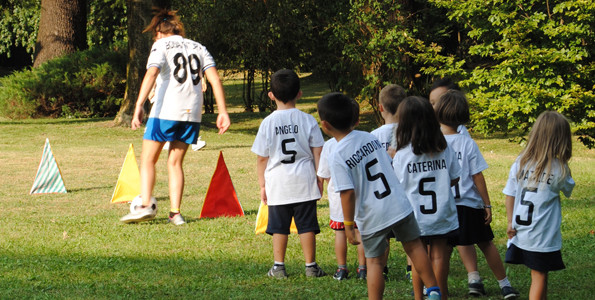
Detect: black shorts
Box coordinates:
(266, 200, 320, 235)
(450, 206, 495, 246)
(505, 244, 565, 272)
(420, 228, 459, 245)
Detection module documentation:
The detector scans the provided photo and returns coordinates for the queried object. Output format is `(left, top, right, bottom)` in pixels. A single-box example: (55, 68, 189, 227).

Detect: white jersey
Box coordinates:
(445, 134, 488, 208)
(371, 123, 397, 151)
(317, 138, 343, 222)
(458, 125, 470, 137)
(251, 108, 324, 205)
(330, 130, 413, 235)
(503, 159, 575, 252)
(146, 35, 216, 122)
(393, 144, 461, 236)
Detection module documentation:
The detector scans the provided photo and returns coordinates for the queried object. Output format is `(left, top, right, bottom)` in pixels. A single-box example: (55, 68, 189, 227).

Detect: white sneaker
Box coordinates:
(192, 137, 206, 151)
(120, 205, 156, 224)
(168, 213, 186, 225)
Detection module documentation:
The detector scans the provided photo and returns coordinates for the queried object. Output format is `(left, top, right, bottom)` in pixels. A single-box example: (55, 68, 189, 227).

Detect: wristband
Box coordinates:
(343, 220, 355, 226)
(484, 205, 492, 209)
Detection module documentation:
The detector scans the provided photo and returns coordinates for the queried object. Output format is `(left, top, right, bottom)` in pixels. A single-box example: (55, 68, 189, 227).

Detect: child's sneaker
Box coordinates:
(468, 279, 487, 296)
(268, 265, 288, 279)
(168, 213, 186, 225)
(333, 267, 349, 280)
(305, 263, 326, 277)
(120, 205, 156, 223)
(501, 286, 520, 299)
(356, 267, 367, 280)
(427, 290, 441, 300)
(383, 265, 389, 280)
(405, 269, 412, 282)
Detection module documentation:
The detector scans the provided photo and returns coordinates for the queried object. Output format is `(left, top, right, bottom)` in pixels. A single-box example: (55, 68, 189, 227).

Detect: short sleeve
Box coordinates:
(251, 120, 269, 157)
(308, 117, 324, 148)
(146, 42, 165, 70)
(559, 166, 575, 198)
(198, 44, 216, 72)
(446, 146, 462, 180)
(468, 140, 488, 176)
(317, 142, 332, 179)
(330, 153, 354, 192)
(502, 160, 519, 196)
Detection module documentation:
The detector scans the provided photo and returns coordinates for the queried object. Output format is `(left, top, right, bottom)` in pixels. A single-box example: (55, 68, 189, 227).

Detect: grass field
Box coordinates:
(0, 75, 593, 299)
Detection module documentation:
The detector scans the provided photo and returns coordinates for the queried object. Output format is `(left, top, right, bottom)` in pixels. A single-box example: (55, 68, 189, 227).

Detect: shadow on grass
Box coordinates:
(0, 117, 112, 126)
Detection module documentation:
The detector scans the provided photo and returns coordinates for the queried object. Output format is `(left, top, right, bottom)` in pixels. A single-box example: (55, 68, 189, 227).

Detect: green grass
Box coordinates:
(0, 75, 594, 299)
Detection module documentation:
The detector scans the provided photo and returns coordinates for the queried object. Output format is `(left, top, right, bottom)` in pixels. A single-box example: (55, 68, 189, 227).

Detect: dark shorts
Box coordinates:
(420, 228, 459, 245)
(450, 206, 495, 246)
(360, 213, 421, 258)
(267, 200, 320, 235)
(144, 118, 200, 144)
(505, 244, 565, 272)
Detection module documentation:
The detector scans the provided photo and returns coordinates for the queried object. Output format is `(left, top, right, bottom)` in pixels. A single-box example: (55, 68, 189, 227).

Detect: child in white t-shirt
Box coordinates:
(392, 96, 460, 299)
(435, 90, 519, 299)
(503, 111, 574, 299)
(252, 69, 326, 279)
(318, 92, 442, 300)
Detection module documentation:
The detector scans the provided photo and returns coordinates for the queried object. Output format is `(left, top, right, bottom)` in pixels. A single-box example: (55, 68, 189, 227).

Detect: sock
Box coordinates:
(406, 265, 412, 272)
(338, 264, 347, 269)
(305, 262, 317, 268)
(358, 265, 366, 270)
(426, 286, 441, 296)
(498, 277, 512, 289)
(468, 271, 481, 283)
(169, 208, 180, 218)
(273, 261, 284, 269)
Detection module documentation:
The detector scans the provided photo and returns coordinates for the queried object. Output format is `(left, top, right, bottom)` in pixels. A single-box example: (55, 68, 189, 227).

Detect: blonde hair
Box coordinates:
(143, 8, 185, 37)
(517, 111, 572, 186)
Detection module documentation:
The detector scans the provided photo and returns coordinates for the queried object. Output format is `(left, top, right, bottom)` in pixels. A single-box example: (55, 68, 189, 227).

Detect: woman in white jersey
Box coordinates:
(503, 111, 574, 300)
(392, 96, 460, 299)
(121, 9, 230, 225)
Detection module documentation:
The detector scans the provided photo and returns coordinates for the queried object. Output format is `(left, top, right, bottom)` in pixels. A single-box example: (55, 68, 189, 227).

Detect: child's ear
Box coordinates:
(296, 90, 303, 100)
(268, 91, 275, 101)
(379, 104, 385, 113)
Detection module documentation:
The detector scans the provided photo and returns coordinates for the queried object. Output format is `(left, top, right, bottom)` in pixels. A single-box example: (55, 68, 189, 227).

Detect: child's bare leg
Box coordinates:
(530, 269, 548, 300)
(335, 230, 347, 266)
(299, 231, 316, 264)
(273, 233, 289, 263)
(140, 140, 164, 206)
(430, 239, 452, 298)
(403, 239, 438, 300)
(366, 255, 388, 300)
(167, 141, 189, 211)
(477, 241, 507, 280)
(356, 229, 366, 267)
(457, 245, 479, 274)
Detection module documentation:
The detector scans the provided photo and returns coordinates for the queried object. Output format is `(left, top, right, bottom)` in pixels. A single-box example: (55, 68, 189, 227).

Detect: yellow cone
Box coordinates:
(255, 201, 298, 234)
(111, 144, 140, 203)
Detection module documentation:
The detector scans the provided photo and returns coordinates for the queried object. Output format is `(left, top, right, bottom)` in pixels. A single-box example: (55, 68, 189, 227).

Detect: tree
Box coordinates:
(114, 0, 169, 126)
(33, 0, 87, 67)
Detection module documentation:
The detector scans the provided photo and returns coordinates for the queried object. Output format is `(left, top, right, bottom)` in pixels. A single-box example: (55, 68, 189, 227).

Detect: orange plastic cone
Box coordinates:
(199, 151, 244, 218)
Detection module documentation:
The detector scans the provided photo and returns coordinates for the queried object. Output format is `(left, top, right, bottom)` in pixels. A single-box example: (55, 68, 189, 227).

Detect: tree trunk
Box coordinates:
(114, 0, 170, 126)
(33, 0, 87, 68)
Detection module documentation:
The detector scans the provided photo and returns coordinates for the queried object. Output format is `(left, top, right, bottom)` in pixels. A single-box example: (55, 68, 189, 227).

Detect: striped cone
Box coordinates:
(30, 138, 67, 194)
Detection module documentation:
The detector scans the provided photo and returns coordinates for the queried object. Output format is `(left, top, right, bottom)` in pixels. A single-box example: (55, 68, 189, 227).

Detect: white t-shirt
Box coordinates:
(318, 138, 343, 222)
(330, 130, 413, 235)
(503, 158, 575, 252)
(393, 144, 461, 236)
(251, 108, 324, 205)
(146, 35, 216, 122)
(445, 134, 488, 208)
(371, 123, 397, 151)
(458, 125, 470, 137)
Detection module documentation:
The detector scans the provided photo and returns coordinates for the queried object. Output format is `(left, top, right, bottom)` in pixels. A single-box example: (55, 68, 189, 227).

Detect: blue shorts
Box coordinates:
(143, 118, 200, 144)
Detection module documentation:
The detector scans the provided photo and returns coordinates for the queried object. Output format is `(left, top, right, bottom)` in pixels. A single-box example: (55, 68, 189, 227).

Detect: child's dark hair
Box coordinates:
(318, 92, 354, 131)
(270, 69, 300, 103)
(350, 98, 360, 127)
(395, 96, 447, 155)
(431, 77, 460, 92)
(379, 84, 406, 115)
(435, 89, 470, 128)
(143, 8, 185, 37)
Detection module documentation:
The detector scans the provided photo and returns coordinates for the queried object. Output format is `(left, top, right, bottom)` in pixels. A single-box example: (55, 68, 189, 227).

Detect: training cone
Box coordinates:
(111, 144, 141, 203)
(199, 151, 244, 218)
(255, 201, 298, 235)
(30, 138, 67, 194)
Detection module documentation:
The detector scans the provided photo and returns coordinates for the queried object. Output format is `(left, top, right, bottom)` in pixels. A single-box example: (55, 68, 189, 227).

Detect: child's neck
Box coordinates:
(275, 99, 297, 110)
(332, 129, 352, 142)
(381, 113, 398, 124)
(440, 124, 458, 135)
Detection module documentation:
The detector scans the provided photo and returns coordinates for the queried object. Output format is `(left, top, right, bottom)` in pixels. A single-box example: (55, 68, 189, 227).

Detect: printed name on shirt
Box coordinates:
(407, 159, 447, 173)
(275, 125, 299, 135)
(456, 151, 462, 160)
(345, 140, 383, 169)
(519, 169, 554, 185)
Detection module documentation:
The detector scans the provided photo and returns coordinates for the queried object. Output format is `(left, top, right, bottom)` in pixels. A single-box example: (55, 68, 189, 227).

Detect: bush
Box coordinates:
(0, 42, 127, 118)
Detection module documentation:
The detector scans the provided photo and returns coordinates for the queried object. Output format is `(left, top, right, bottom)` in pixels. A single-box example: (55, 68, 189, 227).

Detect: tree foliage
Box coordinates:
(0, 0, 40, 59)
